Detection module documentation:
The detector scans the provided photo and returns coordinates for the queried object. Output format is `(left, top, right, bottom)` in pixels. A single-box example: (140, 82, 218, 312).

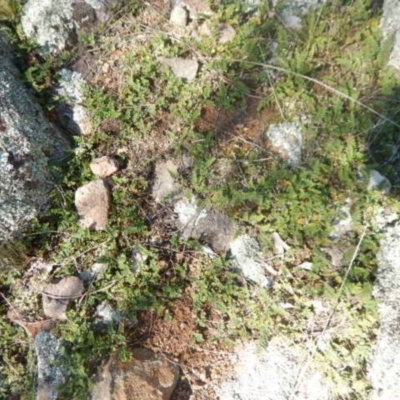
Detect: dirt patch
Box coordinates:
(136, 294, 237, 400)
(195, 98, 281, 158)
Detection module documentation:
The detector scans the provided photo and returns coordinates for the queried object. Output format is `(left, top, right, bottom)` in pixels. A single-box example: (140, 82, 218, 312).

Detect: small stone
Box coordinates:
(159, 57, 199, 82)
(198, 22, 236, 43)
(178, 0, 212, 18)
(265, 122, 302, 167)
(174, 197, 236, 253)
(368, 170, 391, 193)
(152, 160, 180, 203)
(170, 4, 188, 26)
(329, 199, 353, 240)
(218, 24, 236, 43)
(229, 235, 272, 286)
(96, 302, 122, 323)
(90, 156, 120, 177)
(75, 179, 110, 230)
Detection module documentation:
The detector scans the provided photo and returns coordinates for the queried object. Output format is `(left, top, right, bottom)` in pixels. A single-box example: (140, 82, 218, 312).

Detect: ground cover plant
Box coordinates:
(1, 0, 400, 398)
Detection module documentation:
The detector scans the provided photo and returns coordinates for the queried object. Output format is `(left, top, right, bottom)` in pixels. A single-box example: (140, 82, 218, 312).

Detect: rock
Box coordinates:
(80, 262, 108, 282)
(96, 301, 122, 323)
(229, 234, 275, 286)
(271, 232, 290, 257)
(21, 0, 121, 54)
(218, 24, 236, 44)
(329, 199, 353, 240)
(381, 0, 400, 73)
(174, 197, 236, 253)
(170, 4, 188, 26)
(198, 22, 236, 44)
(369, 223, 400, 399)
(75, 179, 110, 230)
(367, 169, 391, 193)
(55, 69, 92, 135)
(42, 276, 84, 320)
(0, 33, 67, 241)
(159, 57, 199, 82)
(90, 348, 180, 400)
(174, 0, 212, 18)
(265, 122, 302, 167)
(90, 156, 120, 177)
(35, 331, 66, 400)
(152, 160, 180, 203)
(219, 338, 331, 400)
(131, 245, 148, 274)
(272, 0, 324, 30)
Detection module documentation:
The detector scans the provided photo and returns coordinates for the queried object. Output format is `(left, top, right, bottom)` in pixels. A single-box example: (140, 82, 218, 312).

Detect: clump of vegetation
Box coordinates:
(1, 0, 400, 398)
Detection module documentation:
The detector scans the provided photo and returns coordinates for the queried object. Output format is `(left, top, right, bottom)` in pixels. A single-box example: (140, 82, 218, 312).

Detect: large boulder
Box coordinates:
(381, 0, 400, 73)
(369, 223, 400, 399)
(0, 33, 66, 241)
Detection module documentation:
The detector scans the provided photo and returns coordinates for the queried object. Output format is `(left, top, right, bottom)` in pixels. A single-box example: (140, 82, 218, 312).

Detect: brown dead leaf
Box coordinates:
(8, 309, 57, 339)
(42, 276, 84, 320)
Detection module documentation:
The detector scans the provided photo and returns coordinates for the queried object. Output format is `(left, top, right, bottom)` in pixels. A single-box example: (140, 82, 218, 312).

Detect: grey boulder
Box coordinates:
(0, 34, 66, 241)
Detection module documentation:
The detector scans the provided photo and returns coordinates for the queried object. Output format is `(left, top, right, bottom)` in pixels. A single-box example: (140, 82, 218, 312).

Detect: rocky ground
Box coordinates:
(2, 0, 400, 399)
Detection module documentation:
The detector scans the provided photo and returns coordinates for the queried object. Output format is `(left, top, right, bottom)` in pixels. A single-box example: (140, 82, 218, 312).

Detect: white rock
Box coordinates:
(96, 301, 122, 323)
(219, 338, 331, 400)
(329, 199, 353, 240)
(56, 69, 92, 135)
(381, 0, 400, 72)
(218, 24, 236, 43)
(159, 57, 199, 81)
(367, 170, 391, 193)
(174, 196, 207, 227)
(271, 232, 290, 257)
(170, 4, 188, 26)
(152, 160, 180, 203)
(75, 179, 110, 230)
(265, 122, 302, 167)
(90, 156, 120, 177)
(229, 235, 273, 286)
(369, 224, 400, 399)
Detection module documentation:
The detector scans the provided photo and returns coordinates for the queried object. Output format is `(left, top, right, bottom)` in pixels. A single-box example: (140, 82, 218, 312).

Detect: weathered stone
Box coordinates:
(35, 331, 66, 400)
(90, 348, 180, 400)
(90, 156, 120, 177)
(159, 57, 199, 82)
(367, 170, 391, 193)
(55, 69, 92, 135)
(229, 234, 274, 286)
(381, 0, 400, 73)
(0, 33, 66, 241)
(272, 0, 324, 30)
(218, 24, 236, 43)
(198, 22, 236, 44)
(369, 223, 400, 399)
(21, 0, 122, 54)
(265, 122, 302, 167)
(152, 160, 180, 203)
(219, 338, 331, 400)
(170, 4, 188, 26)
(329, 199, 353, 240)
(75, 179, 110, 230)
(42, 276, 84, 320)
(174, 0, 212, 18)
(174, 197, 236, 253)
